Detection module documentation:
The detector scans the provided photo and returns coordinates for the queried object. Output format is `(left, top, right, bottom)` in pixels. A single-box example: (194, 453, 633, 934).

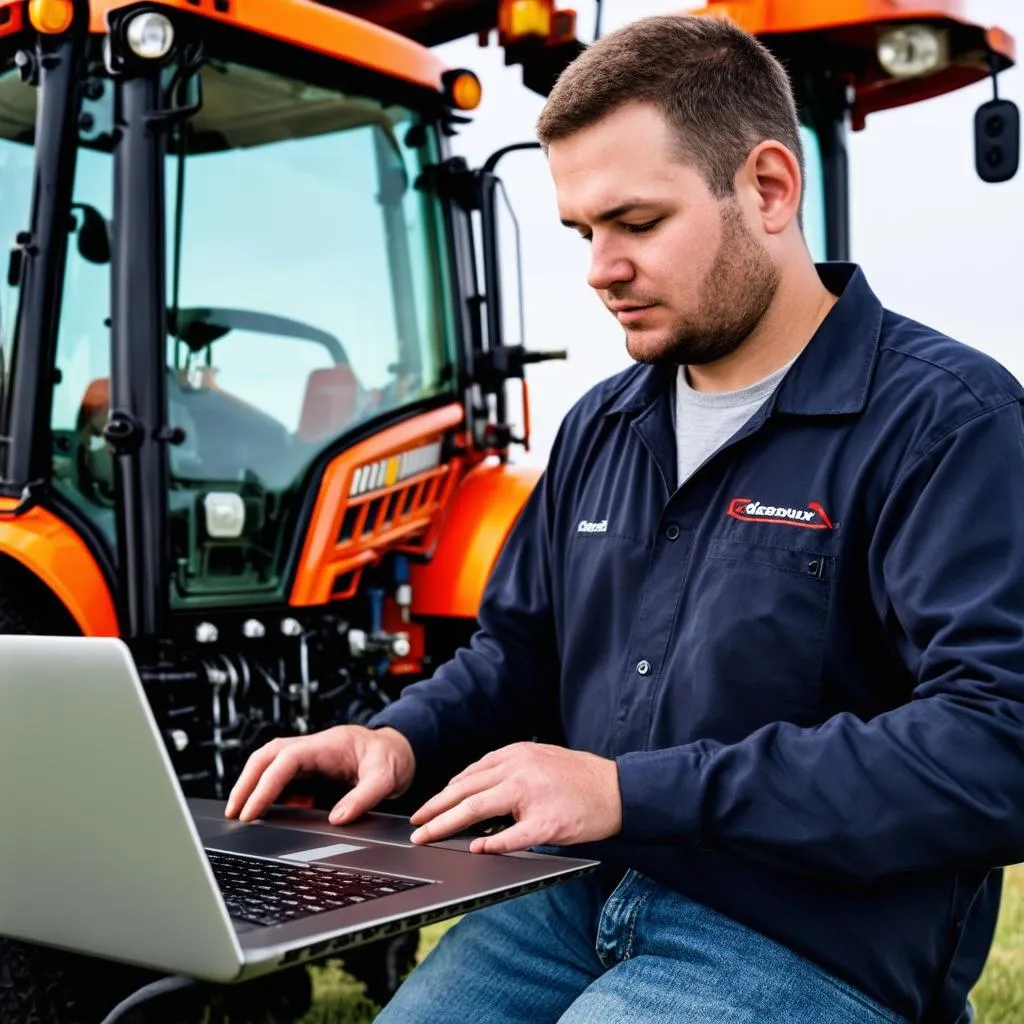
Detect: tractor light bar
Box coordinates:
(350, 442, 443, 497)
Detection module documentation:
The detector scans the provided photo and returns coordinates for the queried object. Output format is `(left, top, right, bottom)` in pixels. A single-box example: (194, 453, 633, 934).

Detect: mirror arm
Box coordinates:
(482, 141, 541, 175)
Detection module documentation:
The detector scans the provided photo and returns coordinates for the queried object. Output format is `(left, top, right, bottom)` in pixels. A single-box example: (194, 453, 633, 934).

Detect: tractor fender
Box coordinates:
(0, 500, 118, 636)
(410, 460, 541, 619)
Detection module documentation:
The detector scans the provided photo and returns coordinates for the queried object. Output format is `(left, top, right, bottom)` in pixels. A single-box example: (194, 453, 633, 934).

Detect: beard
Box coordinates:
(619, 202, 780, 367)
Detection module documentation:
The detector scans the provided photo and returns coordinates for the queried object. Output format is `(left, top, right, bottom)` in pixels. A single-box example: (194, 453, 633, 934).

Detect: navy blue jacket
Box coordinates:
(371, 264, 1024, 1022)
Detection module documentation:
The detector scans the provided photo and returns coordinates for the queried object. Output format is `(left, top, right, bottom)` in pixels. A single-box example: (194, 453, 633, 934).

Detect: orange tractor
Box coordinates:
(0, 0, 1014, 1020)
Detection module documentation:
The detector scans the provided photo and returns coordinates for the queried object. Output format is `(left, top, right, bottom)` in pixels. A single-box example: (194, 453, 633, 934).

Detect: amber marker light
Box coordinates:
(443, 69, 482, 111)
(28, 0, 73, 33)
(502, 0, 552, 41)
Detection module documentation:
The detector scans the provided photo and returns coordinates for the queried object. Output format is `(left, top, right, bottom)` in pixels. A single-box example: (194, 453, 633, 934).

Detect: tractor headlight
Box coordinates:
(204, 492, 245, 539)
(877, 24, 948, 79)
(125, 11, 175, 60)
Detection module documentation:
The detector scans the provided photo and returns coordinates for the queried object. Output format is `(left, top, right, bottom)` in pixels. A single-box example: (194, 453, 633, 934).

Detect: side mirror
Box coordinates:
(974, 57, 1018, 184)
(478, 161, 526, 359)
(71, 203, 111, 264)
(975, 98, 1019, 183)
(472, 142, 566, 450)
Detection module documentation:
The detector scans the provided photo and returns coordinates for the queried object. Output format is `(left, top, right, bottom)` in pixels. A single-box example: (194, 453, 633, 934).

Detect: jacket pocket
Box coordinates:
(674, 538, 834, 737)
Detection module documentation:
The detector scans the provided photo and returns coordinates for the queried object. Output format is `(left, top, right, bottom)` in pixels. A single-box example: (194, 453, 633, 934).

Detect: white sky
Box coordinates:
(435, 1, 1024, 466)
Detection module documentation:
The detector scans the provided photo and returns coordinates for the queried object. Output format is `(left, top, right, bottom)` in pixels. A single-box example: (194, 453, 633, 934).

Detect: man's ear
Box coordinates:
(736, 140, 802, 236)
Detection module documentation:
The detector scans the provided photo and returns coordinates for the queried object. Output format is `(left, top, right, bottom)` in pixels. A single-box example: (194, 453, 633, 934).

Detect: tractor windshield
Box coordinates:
(40, 58, 456, 601)
(163, 63, 455, 485)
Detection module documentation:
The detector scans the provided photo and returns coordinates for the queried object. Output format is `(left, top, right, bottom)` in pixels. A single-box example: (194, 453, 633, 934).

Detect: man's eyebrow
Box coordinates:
(559, 200, 661, 229)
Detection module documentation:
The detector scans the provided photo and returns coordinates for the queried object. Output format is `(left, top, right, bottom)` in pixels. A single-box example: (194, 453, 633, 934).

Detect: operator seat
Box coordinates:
(75, 377, 114, 501)
(297, 365, 359, 443)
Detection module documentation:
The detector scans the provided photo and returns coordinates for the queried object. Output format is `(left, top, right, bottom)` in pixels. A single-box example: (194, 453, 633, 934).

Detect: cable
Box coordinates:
(594, 0, 604, 42)
(99, 974, 205, 1024)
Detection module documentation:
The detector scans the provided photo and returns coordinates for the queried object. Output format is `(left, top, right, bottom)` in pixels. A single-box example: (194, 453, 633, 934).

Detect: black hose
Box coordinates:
(99, 974, 204, 1024)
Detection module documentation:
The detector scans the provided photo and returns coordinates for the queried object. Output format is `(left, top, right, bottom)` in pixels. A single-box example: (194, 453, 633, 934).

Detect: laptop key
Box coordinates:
(206, 849, 430, 928)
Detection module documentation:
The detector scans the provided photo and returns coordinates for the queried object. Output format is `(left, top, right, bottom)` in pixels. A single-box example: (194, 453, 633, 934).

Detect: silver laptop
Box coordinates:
(0, 635, 597, 982)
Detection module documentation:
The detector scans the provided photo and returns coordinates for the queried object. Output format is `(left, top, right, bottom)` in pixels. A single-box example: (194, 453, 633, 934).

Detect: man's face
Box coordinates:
(549, 102, 780, 366)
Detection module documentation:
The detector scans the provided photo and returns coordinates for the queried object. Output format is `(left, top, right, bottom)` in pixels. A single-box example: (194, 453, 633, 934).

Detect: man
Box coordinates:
(226, 15, 1024, 1023)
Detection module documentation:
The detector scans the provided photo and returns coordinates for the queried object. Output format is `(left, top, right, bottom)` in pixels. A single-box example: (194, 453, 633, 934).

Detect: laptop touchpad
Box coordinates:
(206, 826, 364, 861)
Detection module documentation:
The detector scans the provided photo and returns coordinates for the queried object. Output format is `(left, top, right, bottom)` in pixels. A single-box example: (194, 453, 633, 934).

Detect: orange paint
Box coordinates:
(0, 500, 118, 636)
(690, 0, 983, 36)
(987, 27, 1015, 64)
(290, 404, 467, 607)
(688, 0, 1014, 128)
(89, 0, 446, 91)
(410, 460, 540, 619)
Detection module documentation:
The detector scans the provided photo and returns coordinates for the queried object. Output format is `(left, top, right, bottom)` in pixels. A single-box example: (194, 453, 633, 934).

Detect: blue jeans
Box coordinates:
(377, 869, 908, 1023)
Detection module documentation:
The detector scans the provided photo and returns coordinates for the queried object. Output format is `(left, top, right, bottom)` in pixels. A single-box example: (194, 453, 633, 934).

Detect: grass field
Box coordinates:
(970, 864, 1024, 1024)
(297, 864, 1024, 1023)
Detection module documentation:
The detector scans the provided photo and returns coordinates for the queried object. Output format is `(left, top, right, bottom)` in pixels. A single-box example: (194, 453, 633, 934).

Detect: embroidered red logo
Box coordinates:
(727, 497, 834, 530)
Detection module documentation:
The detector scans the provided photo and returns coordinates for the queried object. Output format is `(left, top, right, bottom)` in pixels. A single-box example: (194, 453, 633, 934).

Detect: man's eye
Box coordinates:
(579, 232, 593, 243)
(624, 219, 660, 235)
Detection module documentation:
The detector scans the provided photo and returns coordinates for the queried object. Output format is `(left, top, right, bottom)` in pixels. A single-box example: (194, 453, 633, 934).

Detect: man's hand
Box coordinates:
(408, 742, 622, 854)
(224, 725, 416, 825)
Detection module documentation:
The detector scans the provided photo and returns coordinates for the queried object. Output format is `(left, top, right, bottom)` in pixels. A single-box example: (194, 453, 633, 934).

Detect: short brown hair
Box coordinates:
(536, 15, 804, 198)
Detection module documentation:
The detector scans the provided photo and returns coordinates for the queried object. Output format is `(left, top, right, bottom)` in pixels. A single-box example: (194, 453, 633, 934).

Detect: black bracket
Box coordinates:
(102, 411, 145, 455)
(156, 425, 186, 445)
(0, 479, 46, 518)
(416, 157, 479, 211)
(473, 344, 567, 392)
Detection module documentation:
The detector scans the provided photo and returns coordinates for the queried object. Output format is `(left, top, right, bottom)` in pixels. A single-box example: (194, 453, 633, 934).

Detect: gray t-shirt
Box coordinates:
(675, 359, 795, 486)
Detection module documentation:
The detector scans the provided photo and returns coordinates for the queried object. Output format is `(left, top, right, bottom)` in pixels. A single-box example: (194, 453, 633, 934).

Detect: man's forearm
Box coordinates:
(615, 692, 1024, 882)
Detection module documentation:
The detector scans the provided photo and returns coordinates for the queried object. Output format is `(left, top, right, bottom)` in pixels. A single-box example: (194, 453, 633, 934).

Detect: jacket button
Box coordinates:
(636, 660, 651, 676)
(665, 524, 680, 541)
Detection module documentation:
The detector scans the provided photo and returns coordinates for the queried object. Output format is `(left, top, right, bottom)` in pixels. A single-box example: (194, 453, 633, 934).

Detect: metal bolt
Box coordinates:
(391, 633, 412, 658)
(195, 622, 218, 644)
(242, 618, 266, 639)
(281, 617, 302, 637)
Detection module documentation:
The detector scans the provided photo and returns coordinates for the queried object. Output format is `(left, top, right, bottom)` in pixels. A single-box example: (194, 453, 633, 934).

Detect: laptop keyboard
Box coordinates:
(206, 849, 429, 928)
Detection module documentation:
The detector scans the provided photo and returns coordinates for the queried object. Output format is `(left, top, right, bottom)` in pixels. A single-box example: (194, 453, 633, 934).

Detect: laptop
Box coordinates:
(0, 635, 598, 983)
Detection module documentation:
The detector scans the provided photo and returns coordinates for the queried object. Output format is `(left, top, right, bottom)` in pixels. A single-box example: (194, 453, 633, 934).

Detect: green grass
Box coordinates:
(300, 866, 1024, 1023)
(298, 923, 451, 1024)
(970, 864, 1024, 1023)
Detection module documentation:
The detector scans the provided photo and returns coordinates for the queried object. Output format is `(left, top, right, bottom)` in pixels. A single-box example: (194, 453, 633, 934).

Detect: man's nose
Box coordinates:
(587, 238, 634, 292)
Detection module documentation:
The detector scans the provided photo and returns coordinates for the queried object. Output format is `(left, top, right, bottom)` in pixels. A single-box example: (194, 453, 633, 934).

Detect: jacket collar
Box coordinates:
(602, 262, 883, 419)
